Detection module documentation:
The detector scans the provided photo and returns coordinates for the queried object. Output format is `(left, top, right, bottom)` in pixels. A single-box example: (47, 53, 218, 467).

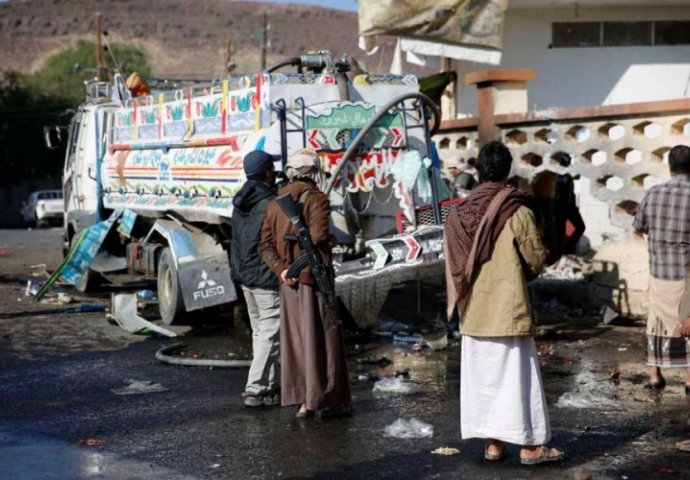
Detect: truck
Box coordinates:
(49, 52, 451, 328)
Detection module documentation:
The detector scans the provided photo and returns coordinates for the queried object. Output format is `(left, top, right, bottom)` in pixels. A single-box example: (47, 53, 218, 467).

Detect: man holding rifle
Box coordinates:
(260, 149, 352, 419)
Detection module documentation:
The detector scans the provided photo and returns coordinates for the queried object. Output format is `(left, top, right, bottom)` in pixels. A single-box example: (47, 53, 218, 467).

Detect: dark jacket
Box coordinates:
(260, 180, 331, 286)
(231, 180, 278, 288)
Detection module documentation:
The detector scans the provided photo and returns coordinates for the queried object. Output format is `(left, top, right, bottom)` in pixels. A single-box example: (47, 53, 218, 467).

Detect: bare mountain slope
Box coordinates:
(0, 0, 397, 77)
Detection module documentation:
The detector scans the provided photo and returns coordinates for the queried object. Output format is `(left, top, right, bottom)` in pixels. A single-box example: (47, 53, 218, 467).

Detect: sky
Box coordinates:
(249, 0, 357, 11)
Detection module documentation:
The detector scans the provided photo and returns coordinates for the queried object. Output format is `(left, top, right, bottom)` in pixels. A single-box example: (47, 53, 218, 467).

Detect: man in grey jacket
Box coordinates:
(231, 150, 280, 407)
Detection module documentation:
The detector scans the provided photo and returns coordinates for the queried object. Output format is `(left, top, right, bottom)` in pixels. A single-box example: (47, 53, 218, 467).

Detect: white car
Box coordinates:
(20, 190, 64, 227)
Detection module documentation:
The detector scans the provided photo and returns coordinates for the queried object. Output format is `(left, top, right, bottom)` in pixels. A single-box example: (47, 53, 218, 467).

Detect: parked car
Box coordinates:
(20, 190, 64, 228)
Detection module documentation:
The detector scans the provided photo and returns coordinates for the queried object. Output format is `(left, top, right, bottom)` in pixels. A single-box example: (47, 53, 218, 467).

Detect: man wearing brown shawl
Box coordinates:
(260, 149, 352, 419)
(444, 141, 563, 465)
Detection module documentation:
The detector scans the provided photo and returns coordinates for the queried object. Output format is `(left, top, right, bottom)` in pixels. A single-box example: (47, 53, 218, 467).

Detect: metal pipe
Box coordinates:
(420, 97, 442, 225)
(265, 57, 302, 73)
(324, 92, 441, 196)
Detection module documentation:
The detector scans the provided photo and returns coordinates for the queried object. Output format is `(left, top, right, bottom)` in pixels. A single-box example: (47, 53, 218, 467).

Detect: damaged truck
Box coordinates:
(48, 52, 453, 328)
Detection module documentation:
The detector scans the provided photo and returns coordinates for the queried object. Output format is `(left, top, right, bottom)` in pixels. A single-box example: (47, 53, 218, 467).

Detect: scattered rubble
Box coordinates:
(384, 418, 434, 439)
(431, 447, 460, 456)
(540, 255, 591, 281)
(111, 379, 169, 396)
(373, 377, 420, 394)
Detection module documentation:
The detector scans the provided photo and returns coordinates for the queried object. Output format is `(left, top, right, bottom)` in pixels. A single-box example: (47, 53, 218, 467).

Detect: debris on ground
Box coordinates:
(384, 418, 434, 438)
(111, 379, 169, 396)
(56, 292, 73, 304)
(25, 281, 40, 297)
(556, 391, 591, 409)
(377, 314, 415, 335)
(540, 255, 590, 281)
(29, 263, 49, 278)
(137, 289, 156, 301)
(422, 332, 448, 351)
(394, 369, 410, 378)
(609, 368, 621, 385)
(431, 447, 460, 456)
(356, 354, 392, 366)
(78, 438, 106, 447)
(110, 293, 177, 338)
(372, 377, 420, 394)
(64, 304, 107, 313)
(393, 333, 425, 345)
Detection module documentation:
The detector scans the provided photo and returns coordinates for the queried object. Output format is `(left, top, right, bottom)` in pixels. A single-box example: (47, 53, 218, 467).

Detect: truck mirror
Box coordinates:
(43, 125, 63, 150)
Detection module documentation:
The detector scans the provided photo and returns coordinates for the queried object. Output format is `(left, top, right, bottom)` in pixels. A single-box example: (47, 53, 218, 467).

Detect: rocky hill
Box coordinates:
(0, 0, 399, 78)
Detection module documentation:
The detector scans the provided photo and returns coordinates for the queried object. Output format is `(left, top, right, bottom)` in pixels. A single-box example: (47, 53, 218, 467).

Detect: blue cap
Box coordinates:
(243, 150, 274, 176)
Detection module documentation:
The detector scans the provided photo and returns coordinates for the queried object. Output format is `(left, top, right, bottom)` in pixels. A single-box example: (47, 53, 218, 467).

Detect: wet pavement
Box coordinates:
(1, 229, 690, 479)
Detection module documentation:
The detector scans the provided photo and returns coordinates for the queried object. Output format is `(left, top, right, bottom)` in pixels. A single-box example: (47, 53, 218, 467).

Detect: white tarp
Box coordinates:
(359, 0, 507, 64)
(401, 38, 502, 65)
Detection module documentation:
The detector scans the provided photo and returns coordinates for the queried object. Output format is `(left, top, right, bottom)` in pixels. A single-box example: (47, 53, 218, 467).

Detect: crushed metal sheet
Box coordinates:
(110, 293, 177, 338)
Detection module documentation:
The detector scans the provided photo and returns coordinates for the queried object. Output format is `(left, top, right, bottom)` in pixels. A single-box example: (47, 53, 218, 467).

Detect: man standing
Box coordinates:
(260, 149, 352, 419)
(633, 144, 690, 392)
(444, 155, 477, 193)
(444, 141, 563, 465)
(231, 150, 280, 408)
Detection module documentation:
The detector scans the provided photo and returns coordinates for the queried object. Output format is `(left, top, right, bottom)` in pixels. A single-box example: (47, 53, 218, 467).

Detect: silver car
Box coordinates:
(20, 190, 64, 228)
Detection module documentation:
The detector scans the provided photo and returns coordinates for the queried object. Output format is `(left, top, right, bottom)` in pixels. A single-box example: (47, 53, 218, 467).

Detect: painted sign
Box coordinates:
(306, 103, 405, 150)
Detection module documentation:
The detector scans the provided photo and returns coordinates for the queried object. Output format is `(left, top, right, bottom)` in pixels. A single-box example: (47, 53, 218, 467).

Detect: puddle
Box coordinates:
(0, 428, 197, 479)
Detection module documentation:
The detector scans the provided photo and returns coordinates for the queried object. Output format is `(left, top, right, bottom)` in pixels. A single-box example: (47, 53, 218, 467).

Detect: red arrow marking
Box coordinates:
(308, 130, 320, 149)
(403, 236, 421, 262)
(391, 127, 403, 146)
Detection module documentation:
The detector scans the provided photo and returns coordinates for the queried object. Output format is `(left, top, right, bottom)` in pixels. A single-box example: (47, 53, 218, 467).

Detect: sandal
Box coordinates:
(484, 442, 505, 461)
(520, 446, 564, 465)
(676, 440, 690, 452)
(644, 378, 666, 390)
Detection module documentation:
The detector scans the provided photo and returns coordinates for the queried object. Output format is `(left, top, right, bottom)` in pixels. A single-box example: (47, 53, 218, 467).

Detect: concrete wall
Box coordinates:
(456, 6, 690, 114)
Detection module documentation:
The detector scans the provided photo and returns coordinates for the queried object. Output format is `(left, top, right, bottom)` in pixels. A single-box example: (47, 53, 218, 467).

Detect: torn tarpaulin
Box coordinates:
(34, 210, 122, 301)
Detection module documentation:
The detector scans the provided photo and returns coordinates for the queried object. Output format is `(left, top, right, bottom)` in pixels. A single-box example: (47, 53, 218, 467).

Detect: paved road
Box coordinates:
(1, 231, 690, 479)
(0, 228, 64, 280)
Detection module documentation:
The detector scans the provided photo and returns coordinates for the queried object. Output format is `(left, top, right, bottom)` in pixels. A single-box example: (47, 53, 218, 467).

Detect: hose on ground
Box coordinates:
(155, 342, 252, 368)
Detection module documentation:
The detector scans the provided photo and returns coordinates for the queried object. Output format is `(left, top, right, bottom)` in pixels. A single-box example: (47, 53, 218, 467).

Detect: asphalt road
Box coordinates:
(1, 229, 690, 479)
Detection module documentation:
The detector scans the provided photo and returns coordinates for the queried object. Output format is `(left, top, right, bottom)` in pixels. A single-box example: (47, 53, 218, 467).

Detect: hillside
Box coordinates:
(0, 0, 400, 78)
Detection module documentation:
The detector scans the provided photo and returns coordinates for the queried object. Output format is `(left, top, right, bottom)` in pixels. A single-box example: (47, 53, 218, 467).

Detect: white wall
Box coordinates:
(456, 6, 690, 115)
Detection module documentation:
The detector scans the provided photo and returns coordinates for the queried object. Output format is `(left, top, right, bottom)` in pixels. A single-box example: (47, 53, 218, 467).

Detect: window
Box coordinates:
(552, 21, 690, 48)
(655, 21, 690, 45)
(603, 22, 652, 47)
(552, 22, 601, 48)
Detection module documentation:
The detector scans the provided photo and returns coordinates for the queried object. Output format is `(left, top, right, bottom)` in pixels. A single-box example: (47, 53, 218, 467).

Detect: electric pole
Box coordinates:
(260, 12, 269, 71)
(95, 13, 105, 80)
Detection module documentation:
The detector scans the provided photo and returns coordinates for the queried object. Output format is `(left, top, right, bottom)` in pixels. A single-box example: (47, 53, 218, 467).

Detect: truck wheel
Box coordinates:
(157, 248, 187, 325)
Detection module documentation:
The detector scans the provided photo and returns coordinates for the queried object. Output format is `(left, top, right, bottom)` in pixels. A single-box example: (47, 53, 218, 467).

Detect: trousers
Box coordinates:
(242, 285, 280, 396)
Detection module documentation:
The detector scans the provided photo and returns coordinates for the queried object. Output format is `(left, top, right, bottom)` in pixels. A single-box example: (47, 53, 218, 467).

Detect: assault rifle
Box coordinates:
(276, 194, 338, 326)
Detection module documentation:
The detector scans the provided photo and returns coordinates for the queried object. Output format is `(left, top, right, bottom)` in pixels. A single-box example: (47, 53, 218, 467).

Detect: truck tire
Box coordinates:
(157, 248, 187, 325)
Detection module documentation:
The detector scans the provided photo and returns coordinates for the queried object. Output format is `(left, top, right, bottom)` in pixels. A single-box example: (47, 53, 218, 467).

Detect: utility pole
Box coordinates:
(95, 13, 105, 80)
(260, 12, 269, 71)
(225, 38, 236, 74)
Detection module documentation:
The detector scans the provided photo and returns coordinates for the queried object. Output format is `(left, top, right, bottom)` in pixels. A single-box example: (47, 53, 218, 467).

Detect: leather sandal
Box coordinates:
(520, 446, 564, 465)
(484, 442, 505, 461)
(676, 439, 690, 452)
